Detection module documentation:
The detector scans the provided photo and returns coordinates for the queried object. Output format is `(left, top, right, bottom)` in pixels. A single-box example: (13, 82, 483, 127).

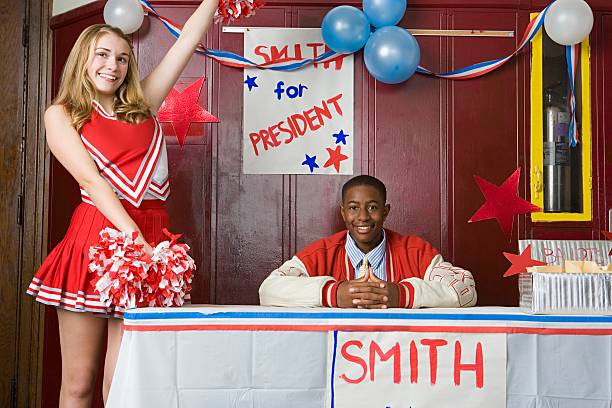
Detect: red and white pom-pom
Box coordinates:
(88, 228, 150, 309)
(215, 0, 265, 23)
(144, 236, 195, 307)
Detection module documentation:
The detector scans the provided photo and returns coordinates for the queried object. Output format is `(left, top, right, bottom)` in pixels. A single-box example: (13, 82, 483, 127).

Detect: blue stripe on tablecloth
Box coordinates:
(123, 310, 612, 324)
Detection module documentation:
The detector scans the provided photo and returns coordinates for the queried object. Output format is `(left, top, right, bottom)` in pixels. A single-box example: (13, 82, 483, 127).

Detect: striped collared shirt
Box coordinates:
(345, 230, 387, 280)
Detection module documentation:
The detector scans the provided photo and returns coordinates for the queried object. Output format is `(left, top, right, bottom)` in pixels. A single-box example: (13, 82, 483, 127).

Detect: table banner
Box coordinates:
(327, 330, 506, 408)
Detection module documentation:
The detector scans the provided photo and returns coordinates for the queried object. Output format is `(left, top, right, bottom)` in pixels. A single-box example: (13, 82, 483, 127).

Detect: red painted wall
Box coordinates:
(44, 0, 612, 405)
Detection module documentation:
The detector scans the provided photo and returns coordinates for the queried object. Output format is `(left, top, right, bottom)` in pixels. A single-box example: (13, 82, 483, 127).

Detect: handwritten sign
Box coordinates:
(243, 28, 354, 174)
(327, 331, 506, 408)
(519, 240, 612, 266)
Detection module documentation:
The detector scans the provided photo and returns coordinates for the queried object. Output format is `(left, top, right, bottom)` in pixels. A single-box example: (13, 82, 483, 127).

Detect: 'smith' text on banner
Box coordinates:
(243, 28, 354, 174)
(327, 331, 506, 408)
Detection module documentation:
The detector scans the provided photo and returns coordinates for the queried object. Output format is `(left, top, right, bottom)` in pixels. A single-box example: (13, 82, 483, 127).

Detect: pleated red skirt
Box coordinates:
(27, 200, 169, 318)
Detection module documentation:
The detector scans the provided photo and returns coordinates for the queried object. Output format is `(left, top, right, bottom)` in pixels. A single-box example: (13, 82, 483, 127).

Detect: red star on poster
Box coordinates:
(502, 245, 547, 277)
(157, 76, 219, 148)
(323, 145, 349, 173)
(468, 167, 541, 240)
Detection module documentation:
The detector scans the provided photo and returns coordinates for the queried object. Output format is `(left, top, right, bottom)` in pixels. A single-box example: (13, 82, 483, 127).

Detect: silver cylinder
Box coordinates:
(543, 105, 571, 212)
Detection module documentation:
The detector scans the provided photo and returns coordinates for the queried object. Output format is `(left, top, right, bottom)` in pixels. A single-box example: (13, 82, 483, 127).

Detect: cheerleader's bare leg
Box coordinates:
(102, 317, 123, 404)
(57, 308, 106, 408)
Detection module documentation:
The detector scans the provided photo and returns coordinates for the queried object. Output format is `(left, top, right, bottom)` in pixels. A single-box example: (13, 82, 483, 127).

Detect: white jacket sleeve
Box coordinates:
(259, 256, 336, 307)
(400, 255, 477, 308)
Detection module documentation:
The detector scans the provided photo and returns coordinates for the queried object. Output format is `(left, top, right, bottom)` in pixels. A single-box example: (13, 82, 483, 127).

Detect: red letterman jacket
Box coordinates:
(295, 229, 439, 308)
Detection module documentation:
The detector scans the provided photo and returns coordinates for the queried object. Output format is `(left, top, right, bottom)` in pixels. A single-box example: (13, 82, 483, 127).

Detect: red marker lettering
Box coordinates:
(421, 339, 448, 385)
(369, 341, 401, 384)
(339, 340, 367, 384)
(409, 340, 418, 384)
(454, 341, 484, 388)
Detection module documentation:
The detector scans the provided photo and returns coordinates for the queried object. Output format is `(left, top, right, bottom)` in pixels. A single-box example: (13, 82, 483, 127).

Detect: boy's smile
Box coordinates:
(341, 185, 390, 253)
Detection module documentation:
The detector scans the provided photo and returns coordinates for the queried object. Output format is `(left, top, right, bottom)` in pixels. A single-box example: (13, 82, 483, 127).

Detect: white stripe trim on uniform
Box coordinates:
(92, 100, 117, 120)
(80, 119, 163, 205)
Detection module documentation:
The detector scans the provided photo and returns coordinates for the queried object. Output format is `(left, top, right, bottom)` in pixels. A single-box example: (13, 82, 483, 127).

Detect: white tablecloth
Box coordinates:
(107, 306, 612, 408)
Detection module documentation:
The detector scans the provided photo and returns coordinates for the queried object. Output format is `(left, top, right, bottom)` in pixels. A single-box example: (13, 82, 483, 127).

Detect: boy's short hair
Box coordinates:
(341, 175, 387, 203)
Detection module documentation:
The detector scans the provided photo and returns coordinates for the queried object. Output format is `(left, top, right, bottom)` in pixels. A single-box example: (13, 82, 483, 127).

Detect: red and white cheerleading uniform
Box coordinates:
(27, 101, 172, 318)
(259, 229, 477, 308)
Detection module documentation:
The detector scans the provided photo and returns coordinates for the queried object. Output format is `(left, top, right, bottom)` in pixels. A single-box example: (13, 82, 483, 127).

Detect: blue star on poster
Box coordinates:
(301, 154, 319, 173)
(244, 75, 259, 91)
(333, 129, 349, 145)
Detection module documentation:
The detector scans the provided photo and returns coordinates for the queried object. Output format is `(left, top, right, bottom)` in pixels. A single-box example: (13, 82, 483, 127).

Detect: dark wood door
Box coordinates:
(1, 3, 26, 407)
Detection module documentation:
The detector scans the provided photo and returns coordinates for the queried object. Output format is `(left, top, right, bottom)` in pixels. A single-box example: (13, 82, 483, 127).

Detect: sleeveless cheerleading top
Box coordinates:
(79, 100, 169, 207)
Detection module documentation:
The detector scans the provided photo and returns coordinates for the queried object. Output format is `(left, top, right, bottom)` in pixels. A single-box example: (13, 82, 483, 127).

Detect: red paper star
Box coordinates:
(158, 77, 219, 148)
(468, 168, 541, 240)
(502, 245, 547, 277)
(323, 145, 349, 173)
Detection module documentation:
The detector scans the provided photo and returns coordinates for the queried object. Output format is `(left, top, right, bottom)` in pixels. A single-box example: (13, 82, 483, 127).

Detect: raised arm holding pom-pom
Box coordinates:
(27, 2, 218, 406)
(259, 175, 477, 309)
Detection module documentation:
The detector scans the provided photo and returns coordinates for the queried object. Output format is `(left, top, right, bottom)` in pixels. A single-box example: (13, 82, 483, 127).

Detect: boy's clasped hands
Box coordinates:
(337, 267, 399, 309)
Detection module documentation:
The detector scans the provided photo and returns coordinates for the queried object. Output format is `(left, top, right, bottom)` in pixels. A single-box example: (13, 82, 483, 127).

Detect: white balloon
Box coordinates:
(544, 0, 593, 46)
(103, 0, 144, 34)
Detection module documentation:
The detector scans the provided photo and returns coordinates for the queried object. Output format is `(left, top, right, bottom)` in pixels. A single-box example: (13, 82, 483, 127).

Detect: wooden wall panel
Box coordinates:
(374, 10, 446, 250)
(449, 10, 525, 305)
(599, 14, 612, 233)
(213, 6, 290, 304)
(166, 144, 210, 302)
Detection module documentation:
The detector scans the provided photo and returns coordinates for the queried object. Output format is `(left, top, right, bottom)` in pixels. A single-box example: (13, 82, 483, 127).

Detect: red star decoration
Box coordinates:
(502, 245, 547, 277)
(468, 167, 541, 240)
(323, 145, 349, 173)
(157, 76, 219, 148)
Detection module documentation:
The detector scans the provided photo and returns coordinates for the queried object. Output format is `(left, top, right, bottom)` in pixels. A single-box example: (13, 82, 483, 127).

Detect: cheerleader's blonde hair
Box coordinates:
(54, 24, 150, 131)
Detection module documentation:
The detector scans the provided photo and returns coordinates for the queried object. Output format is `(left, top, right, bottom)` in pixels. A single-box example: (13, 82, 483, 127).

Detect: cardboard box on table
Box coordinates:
(518, 240, 612, 314)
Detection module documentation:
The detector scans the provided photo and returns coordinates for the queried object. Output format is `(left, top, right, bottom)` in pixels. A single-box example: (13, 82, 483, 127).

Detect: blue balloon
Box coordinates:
(364, 26, 420, 84)
(322, 6, 371, 54)
(363, 0, 407, 28)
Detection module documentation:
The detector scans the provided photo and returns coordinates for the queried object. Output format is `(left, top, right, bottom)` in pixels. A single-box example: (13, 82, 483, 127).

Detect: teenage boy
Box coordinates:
(259, 175, 476, 309)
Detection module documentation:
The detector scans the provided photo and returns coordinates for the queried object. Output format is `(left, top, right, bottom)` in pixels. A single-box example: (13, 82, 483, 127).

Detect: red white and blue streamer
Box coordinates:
(139, 0, 339, 71)
(566, 43, 580, 147)
(416, 2, 551, 79)
(140, 0, 552, 78)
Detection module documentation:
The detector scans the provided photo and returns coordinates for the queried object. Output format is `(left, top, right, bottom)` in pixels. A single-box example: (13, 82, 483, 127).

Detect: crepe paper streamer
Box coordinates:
(140, 0, 554, 79)
(566, 43, 580, 146)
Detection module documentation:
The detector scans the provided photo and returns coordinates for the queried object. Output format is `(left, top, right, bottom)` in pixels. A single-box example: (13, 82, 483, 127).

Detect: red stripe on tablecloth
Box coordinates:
(123, 324, 612, 335)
